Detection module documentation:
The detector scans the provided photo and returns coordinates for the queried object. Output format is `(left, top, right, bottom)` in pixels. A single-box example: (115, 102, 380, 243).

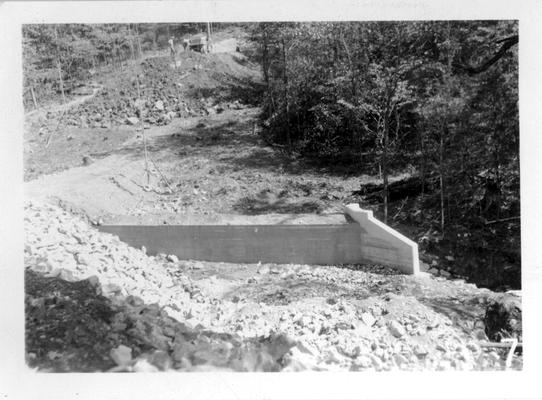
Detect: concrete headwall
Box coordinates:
(98, 204, 420, 274)
(343, 203, 419, 274)
(98, 224, 366, 266)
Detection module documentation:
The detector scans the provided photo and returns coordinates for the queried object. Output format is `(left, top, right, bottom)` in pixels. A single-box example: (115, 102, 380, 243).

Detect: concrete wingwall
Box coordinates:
(343, 203, 420, 274)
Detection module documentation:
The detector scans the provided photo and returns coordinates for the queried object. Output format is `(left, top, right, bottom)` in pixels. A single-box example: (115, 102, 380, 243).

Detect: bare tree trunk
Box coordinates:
(492, 114, 502, 220)
(439, 127, 445, 233)
(394, 109, 400, 142)
(383, 113, 389, 224)
(143, 128, 150, 185)
(206, 22, 211, 53)
(53, 25, 66, 103)
(270, 92, 276, 116)
(358, 135, 364, 168)
(56, 61, 66, 103)
(127, 25, 135, 60)
(261, 28, 270, 86)
(341, 35, 357, 99)
(331, 30, 339, 80)
(420, 129, 426, 198)
(282, 39, 291, 152)
(341, 33, 361, 152)
(134, 73, 150, 185)
(68, 70, 74, 93)
(134, 24, 143, 59)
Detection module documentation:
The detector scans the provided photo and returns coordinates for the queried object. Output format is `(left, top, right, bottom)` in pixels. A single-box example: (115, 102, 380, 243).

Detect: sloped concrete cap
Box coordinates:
(344, 204, 420, 274)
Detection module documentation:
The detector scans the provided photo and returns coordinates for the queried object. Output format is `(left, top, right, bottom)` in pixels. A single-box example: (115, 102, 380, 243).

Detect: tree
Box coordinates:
(417, 74, 467, 233)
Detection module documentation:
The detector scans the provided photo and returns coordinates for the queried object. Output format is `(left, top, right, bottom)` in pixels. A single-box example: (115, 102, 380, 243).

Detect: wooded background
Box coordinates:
(246, 21, 519, 289)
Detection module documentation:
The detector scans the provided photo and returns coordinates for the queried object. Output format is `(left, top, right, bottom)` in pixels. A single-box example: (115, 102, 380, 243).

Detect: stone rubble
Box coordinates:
(24, 200, 521, 371)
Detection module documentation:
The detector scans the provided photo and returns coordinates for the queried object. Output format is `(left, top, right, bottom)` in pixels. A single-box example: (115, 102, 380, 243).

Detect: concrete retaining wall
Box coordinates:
(343, 203, 419, 274)
(98, 224, 365, 266)
(98, 204, 419, 274)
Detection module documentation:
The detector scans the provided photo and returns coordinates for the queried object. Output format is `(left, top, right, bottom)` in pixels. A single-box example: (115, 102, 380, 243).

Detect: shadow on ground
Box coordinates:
(99, 114, 369, 181)
(25, 269, 294, 372)
(418, 296, 485, 333)
(222, 277, 371, 306)
(188, 75, 265, 107)
(214, 264, 405, 307)
(232, 189, 325, 214)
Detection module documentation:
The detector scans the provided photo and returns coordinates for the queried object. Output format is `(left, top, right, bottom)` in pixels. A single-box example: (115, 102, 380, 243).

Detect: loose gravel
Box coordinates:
(24, 200, 521, 371)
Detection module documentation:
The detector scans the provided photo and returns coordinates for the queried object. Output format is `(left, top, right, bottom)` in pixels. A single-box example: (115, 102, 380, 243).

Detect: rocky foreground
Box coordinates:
(24, 200, 522, 372)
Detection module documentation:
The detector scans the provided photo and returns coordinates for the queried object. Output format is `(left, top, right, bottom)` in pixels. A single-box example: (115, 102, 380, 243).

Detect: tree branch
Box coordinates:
(453, 35, 518, 75)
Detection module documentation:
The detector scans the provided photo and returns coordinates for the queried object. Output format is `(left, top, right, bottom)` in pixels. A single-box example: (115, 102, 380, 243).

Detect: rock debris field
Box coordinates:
(24, 200, 522, 372)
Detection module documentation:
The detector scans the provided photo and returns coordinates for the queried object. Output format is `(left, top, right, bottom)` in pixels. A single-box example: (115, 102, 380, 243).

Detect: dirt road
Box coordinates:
(25, 85, 102, 120)
(25, 106, 371, 225)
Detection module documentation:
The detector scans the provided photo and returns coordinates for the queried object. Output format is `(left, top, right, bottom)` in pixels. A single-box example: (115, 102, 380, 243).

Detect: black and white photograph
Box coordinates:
(1, 0, 541, 399)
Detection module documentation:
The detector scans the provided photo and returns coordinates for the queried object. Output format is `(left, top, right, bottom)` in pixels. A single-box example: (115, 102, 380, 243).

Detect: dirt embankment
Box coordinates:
(24, 49, 261, 181)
